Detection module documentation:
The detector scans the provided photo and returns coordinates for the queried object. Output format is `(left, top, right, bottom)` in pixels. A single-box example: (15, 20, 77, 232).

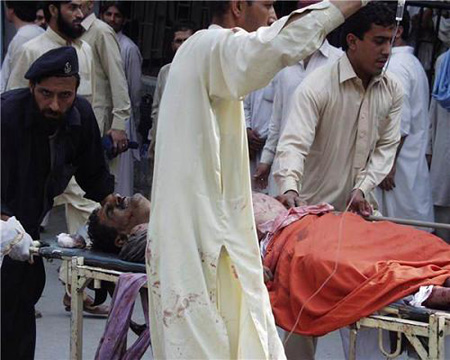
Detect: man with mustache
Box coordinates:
(148, 0, 370, 357)
(1, 47, 114, 360)
(6, 1, 101, 236)
(275, 2, 403, 219)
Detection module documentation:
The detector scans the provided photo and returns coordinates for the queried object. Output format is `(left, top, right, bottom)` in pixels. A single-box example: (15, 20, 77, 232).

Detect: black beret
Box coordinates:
(25, 46, 79, 81)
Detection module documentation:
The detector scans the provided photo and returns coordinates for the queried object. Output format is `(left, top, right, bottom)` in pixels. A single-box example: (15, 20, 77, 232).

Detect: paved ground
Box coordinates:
(34, 205, 346, 359)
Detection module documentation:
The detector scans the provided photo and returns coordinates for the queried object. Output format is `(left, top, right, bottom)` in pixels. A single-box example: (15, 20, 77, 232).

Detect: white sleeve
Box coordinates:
(207, 2, 344, 100)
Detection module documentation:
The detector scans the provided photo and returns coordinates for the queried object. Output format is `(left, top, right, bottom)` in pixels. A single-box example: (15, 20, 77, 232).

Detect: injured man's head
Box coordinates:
(88, 192, 287, 262)
(88, 194, 150, 258)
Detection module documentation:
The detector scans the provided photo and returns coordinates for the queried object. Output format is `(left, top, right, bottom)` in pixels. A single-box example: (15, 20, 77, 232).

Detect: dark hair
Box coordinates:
(398, 7, 410, 41)
(209, 1, 253, 22)
(87, 208, 121, 254)
(31, 73, 81, 88)
(42, 1, 69, 23)
(171, 21, 196, 39)
(37, 2, 46, 11)
(341, 2, 396, 51)
(5, 1, 38, 22)
(99, 1, 130, 19)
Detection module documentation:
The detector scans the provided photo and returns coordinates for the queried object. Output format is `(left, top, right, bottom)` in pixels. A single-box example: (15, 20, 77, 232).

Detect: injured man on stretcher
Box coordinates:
(87, 192, 450, 335)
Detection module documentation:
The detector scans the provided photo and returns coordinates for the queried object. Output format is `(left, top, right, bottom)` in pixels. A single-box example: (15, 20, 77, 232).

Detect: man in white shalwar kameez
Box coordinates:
(147, 1, 367, 358)
(376, 11, 434, 226)
(428, 50, 450, 243)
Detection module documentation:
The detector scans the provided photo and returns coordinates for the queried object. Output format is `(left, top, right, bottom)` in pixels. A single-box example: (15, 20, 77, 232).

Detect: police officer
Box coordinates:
(1, 47, 115, 359)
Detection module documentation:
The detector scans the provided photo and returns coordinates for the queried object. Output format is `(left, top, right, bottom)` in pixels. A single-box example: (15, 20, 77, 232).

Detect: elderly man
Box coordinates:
(148, 0, 367, 358)
(100, 1, 143, 197)
(1, 1, 44, 93)
(80, 0, 131, 187)
(1, 47, 114, 360)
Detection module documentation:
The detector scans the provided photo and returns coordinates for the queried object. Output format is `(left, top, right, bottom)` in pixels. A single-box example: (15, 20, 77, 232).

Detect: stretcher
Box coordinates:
(349, 304, 450, 360)
(33, 239, 450, 360)
(32, 240, 146, 360)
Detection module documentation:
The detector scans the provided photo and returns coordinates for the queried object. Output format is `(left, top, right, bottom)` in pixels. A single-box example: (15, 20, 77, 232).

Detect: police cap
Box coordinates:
(25, 46, 79, 81)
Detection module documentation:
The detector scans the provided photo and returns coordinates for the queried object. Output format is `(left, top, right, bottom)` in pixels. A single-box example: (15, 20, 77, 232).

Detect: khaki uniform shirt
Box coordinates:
(147, 2, 345, 359)
(81, 14, 130, 134)
(6, 27, 94, 102)
(274, 54, 403, 210)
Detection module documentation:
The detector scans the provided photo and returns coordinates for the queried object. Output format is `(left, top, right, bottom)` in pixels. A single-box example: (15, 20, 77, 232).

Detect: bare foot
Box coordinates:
(423, 286, 450, 310)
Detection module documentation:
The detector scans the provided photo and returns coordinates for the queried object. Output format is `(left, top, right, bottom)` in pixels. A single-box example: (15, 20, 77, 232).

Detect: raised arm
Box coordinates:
(207, 1, 365, 100)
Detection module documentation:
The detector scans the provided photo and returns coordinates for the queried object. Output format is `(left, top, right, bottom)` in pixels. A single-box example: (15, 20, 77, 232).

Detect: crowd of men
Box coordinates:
(1, 0, 449, 359)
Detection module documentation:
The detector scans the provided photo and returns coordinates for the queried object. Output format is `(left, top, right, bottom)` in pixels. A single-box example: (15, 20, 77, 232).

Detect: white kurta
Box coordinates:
(116, 31, 142, 197)
(146, 3, 345, 359)
(0, 24, 44, 93)
(376, 46, 434, 224)
(244, 81, 275, 182)
(260, 40, 343, 195)
(428, 52, 450, 242)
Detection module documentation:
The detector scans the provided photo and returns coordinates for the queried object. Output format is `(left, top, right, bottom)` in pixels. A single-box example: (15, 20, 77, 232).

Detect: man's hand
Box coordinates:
(247, 128, 266, 159)
(379, 165, 396, 191)
(108, 129, 128, 156)
(253, 163, 271, 189)
(347, 189, 372, 217)
(277, 190, 306, 209)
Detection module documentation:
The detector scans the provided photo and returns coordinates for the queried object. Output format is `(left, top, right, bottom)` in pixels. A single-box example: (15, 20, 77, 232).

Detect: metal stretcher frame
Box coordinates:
(34, 242, 146, 360)
(36, 245, 450, 360)
(348, 305, 450, 360)
(68, 256, 134, 360)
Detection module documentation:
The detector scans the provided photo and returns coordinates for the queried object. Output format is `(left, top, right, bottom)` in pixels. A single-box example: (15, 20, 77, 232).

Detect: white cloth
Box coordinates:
(376, 46, 434, 225)
(0, 24, 44, 93)
(244, 81, 275, 186)
(146, 2, 345, 358)
(260, 40, 343, 195)
(428, 53, 450, 208)
(244, 83, 274, 140)
(115, 31, 142, 196)
(0, 217, 33, 265)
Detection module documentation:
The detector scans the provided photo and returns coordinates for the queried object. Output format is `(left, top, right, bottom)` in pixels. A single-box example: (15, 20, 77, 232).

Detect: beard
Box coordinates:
(57, 12, 84, 40)
(32, 92, 67, 135)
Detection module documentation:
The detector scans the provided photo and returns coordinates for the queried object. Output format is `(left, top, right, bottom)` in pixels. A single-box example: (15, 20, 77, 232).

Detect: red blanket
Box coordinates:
(264, 212, 450, 336)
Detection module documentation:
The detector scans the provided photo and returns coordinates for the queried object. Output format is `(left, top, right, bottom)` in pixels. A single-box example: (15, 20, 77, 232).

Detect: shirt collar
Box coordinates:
(81, 13, 96, 32)
(46, 26, 82, 47)
(392, 45, 414, 55)
(318, 39, 332, 58)
(339, 53, 384, 85)
(208, 24, 223, 30)
(339, 53, 358, 83)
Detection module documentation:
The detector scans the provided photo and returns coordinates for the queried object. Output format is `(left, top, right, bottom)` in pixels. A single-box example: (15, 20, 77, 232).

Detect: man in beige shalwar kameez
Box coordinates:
(147, 1, 368, 358)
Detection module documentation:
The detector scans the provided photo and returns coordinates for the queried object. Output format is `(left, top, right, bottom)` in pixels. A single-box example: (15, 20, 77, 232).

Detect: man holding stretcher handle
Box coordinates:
(1, 47, 116, 360)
